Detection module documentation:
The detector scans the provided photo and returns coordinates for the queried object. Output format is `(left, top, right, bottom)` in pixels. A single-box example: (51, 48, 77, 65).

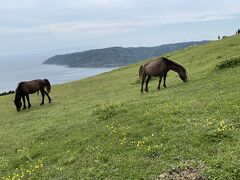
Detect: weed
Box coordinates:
(93, 99, 123, 120)
(205, 120, 232, 142)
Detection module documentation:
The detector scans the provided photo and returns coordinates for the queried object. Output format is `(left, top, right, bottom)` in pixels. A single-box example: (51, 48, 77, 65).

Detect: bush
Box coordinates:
(0, 90, 15, 96)
(216, 57, 240, 69)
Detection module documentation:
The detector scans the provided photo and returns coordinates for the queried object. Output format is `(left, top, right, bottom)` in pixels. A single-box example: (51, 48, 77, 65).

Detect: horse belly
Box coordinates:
(29, 86, 40, 94)
(24, 82, 41, 94)
(145, 66, 164, 76)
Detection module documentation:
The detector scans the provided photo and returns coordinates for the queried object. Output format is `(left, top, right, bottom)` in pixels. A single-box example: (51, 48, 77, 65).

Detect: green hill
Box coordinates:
(43, 41, 208, 67)
(0, 35, 240, 179)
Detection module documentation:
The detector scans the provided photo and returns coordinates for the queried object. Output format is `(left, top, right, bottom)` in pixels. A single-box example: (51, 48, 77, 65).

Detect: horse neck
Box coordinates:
(15, 89, 21, 102)
(15, 84, 23, 101)
(168, 61, 183, 75)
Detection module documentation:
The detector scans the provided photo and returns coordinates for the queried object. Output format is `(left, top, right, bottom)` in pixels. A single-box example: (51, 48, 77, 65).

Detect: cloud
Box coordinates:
(1, 0, 240, 55)
(0, 9, 239, 37)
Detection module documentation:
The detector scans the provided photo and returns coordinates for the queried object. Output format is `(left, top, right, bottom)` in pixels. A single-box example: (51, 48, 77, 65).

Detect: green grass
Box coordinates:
(0, 34, 240, 179)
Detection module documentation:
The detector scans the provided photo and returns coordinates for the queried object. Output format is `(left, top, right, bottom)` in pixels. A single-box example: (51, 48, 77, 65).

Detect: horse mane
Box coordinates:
(162, 57, 185, 70)
(14, 82, 24, 103)
(16, 82, 24, 92)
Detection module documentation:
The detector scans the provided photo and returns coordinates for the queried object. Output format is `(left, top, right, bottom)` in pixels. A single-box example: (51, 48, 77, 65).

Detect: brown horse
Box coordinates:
(139, 57, 188, 93)
(14, 79, 52, 111)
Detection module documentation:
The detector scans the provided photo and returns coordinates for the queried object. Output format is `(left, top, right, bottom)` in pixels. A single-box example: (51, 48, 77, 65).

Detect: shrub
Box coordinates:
(0, 90, 14, 96)
(216, 57, 240, 69)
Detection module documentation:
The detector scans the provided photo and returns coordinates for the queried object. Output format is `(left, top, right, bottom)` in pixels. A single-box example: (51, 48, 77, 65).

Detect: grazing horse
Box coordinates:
(139, 57, 188, 93)
(14, 79, 52, 111)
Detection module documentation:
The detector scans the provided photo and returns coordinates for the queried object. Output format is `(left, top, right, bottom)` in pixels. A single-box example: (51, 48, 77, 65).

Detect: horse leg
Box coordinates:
(40, 90, 45, 105)
(145, 75, 151, 92)
(43, 90, 52, 103)
(163, 73, 167, 88)
(26, 94, 31, 108)
(157, 76, 163, 90)
(22, 95, 26, 109)
(141, 73, 146, 93)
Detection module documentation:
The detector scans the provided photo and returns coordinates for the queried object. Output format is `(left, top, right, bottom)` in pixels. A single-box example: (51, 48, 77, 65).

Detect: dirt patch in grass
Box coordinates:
(157, 161, 206, 180)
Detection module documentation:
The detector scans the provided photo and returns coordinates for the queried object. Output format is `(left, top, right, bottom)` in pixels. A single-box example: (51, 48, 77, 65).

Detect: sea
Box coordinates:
(0, 54, 116, 93)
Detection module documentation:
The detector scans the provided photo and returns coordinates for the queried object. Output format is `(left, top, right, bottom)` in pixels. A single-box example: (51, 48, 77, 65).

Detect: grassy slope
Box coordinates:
(0, 35, 240, 179)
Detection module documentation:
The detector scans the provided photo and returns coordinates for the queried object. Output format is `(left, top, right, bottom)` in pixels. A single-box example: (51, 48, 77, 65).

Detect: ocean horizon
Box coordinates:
(0, 55, 116, 93)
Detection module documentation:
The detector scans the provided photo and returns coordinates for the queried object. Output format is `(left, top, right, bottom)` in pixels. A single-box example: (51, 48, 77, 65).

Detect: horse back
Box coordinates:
(143, 57, 168, 76)
(22, 79, 44, 94)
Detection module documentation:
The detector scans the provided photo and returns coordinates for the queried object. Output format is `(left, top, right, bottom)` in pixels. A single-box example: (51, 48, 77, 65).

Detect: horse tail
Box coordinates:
(139, 65, 143, 80)
(43, 79, 51, 93)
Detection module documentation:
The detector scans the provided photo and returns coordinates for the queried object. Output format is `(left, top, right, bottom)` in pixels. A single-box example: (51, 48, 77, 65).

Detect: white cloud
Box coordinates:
(0, 9, 239, 36)
(0, 0, 240, 55)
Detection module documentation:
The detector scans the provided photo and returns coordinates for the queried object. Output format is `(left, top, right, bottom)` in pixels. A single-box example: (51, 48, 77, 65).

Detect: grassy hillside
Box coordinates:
(0, 35, 240, 179)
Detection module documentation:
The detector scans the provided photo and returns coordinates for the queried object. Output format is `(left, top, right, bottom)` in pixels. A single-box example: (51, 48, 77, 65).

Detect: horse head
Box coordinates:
(14, 99, 22, 111)
(179, 66, 188, 82)
(14, 86, 22, 111)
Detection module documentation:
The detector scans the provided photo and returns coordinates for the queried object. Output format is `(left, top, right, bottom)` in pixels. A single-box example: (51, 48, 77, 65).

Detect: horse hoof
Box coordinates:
(49, 99, 52, 103)
(40, 103, 44, 105)
(28, 105, 31, 108)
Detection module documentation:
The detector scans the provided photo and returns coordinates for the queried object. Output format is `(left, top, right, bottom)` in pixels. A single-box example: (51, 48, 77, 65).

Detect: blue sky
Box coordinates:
(0, 0, 240, 56)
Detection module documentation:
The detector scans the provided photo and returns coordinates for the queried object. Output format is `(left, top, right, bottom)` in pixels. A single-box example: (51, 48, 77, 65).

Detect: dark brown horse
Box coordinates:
(14, 79, 52, 111)
(139, 57, 188, 93)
